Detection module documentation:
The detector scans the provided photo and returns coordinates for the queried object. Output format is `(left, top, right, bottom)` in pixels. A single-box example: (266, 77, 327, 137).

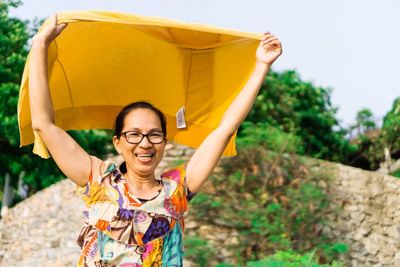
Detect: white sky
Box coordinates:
(10, 0, 400, 127)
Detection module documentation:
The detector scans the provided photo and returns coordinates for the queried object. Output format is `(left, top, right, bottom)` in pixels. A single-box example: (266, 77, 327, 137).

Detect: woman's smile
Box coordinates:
(135, 151, 156, 163)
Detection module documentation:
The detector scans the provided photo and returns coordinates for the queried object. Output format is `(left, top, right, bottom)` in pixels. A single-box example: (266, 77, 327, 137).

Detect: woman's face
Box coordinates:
(113, 108, 166, 177)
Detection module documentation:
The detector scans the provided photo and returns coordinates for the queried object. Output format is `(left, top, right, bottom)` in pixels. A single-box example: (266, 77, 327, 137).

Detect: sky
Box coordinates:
(9, 0, 400, 128)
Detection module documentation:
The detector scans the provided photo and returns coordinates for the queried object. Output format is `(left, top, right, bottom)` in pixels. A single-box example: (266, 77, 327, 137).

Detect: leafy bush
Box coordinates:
(237, 122, 303, 154)
(184, 236, 216, 267)
(382, 97, 400, 155)
(247, 250, 345, 267)
(188, 145, 346, 265)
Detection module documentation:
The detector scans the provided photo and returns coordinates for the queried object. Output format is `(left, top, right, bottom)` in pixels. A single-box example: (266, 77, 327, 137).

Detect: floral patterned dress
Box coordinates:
(76, 156, 196, 267)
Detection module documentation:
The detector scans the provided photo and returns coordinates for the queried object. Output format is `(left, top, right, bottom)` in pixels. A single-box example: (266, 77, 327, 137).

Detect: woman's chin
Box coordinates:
(132, 159, 159, 174)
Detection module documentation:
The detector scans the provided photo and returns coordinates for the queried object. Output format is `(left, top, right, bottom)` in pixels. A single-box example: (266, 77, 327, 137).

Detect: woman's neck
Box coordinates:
(124, 170, 159, 191)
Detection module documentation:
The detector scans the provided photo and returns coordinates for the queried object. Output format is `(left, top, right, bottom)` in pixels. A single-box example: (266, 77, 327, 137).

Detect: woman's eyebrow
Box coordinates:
(126, 128, 162, 132)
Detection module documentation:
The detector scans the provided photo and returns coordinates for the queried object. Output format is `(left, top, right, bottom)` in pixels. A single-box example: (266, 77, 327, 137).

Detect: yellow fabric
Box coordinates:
(18, 10, 262, 159)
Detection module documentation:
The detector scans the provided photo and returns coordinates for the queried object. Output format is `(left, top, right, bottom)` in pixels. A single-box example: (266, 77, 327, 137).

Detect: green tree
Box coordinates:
(382, 97, 400, 157)
(0, 1, 114, 206)
(0, 0, 32, 202)
(354, 108, 376, 135)
(348, 98, 400, 171)
(242, 70, 356, 162)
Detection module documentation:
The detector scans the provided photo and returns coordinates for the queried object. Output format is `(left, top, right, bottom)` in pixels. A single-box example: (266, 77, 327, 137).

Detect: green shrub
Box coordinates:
(189, 146, 346, 265)
(184, 236, 216, 267)
(237, 122, 303, 154)
(247, 250, 345, 267)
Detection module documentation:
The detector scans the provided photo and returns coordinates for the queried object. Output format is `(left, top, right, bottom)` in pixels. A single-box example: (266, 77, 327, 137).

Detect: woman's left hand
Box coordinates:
(32, 14, 67, 47)
(256, 32, 282, 66)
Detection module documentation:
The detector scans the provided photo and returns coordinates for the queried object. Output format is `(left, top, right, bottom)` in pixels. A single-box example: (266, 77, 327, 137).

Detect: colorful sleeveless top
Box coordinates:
(76, 157, 196, 267)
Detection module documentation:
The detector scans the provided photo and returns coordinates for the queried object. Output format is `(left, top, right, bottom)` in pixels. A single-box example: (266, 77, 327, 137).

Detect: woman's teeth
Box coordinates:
(135, 153, 154, 158)
(135, 153, 154, 163)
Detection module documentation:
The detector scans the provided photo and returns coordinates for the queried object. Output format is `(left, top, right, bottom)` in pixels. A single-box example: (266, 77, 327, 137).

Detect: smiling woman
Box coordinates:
(112, 102, 168, 177)
(26, 13, 282, 267)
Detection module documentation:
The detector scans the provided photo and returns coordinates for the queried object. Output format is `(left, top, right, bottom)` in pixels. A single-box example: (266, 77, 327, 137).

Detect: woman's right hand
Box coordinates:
(32, 14, 67, 46)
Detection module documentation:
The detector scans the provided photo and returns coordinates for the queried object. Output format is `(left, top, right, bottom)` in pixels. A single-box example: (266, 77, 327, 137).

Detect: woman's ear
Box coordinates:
(113, 135, 122, 154)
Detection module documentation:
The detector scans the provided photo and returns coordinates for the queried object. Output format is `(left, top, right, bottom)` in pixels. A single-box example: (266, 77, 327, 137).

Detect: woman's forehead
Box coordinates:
(123, 108, 162, 130)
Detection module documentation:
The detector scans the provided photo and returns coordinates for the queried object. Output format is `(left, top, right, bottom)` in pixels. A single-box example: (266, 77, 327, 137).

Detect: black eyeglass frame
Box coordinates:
(119, 131, 166, 144)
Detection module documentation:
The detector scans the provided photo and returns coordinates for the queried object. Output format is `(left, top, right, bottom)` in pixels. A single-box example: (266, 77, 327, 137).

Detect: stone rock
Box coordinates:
(166, 149, 184, 157)
(352, 231, 364, 241)
(165, 143, 174, 150)
(220, 248, 234, 258)
(364, 239, 379, 256)
(215, 232, 228, 241)
(350, 211, 366, 223)
(183, 259, 193, 267)
(384, 225, 400, 239)
(225, 235, 239, 246)
(0, 207, 9, 218)
(185, 221, 199, 229)
(394, 252, 400, 266)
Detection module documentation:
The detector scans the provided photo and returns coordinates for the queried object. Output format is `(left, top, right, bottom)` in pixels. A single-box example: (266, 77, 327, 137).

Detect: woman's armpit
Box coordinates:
(76, 155, 105, 200)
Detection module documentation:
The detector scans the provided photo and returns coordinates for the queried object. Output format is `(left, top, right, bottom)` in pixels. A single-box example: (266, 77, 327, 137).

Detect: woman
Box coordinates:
(29, 14, 282, 267)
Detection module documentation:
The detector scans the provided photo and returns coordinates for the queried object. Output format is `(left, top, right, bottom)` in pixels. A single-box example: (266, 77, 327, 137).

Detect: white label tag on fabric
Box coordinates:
(176, 106, 187, 129)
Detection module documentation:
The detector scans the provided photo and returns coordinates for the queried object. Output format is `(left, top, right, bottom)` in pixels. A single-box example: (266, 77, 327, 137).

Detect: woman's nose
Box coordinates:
(138, 135, 152, 148)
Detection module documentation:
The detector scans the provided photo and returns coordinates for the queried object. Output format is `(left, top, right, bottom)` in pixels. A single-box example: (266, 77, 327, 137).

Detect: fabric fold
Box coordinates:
(18, 10, 262, 158)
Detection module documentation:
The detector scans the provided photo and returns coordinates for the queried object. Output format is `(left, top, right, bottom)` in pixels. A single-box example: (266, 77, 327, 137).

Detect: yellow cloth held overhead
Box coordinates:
(18, 10, 263, 159)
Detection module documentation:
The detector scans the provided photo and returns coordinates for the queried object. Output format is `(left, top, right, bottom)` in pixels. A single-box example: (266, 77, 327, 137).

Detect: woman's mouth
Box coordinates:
(135, 153, 155, 163)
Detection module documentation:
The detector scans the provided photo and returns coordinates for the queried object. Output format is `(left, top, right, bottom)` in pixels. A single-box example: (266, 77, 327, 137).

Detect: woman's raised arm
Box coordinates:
(186, 33, 282, 192)
(29, 14, 91, 187)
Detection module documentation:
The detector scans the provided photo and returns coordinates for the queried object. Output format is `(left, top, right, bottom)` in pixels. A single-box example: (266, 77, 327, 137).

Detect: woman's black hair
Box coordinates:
(114, 101, 167, 173)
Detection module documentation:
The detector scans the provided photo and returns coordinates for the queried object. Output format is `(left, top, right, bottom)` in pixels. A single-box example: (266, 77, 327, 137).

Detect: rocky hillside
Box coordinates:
(1, 143, 400, 266)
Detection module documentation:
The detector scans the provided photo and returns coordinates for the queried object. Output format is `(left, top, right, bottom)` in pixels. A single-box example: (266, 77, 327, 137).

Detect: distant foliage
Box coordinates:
(247, 250, 345, 267)
(242, 70, 357, 162)
(237, 122, 303, 154)
(0, 0, 32, 202)
(349, 99, 400, 171)
(353, 108, 376, 136)
(382, 97, 400, 156)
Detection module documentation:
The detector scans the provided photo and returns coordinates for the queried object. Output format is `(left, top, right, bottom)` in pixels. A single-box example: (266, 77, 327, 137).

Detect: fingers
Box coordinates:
(50, 13, 58, 28)
(34, 13, 67, 45)
(263, 37, 278, 49)
(49, 13, 67, 29)
(56, 23, 68, 35)
(256, 31, 282, 64)
(260, 32, 281, 50)
(261, 32, 278, 43)
(264, 36, 278, 43)
(261, 32, 274, 40)
(50, 13, 67, 36)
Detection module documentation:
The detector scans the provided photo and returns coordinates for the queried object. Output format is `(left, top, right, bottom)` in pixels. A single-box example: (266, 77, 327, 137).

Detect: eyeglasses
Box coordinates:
(120, 131, 165, 144)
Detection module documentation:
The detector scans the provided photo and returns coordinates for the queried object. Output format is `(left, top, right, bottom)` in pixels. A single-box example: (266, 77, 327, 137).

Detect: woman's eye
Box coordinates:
(128, 132, 141, 138)
(150, 133, 162, 137)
